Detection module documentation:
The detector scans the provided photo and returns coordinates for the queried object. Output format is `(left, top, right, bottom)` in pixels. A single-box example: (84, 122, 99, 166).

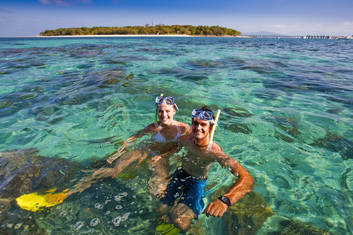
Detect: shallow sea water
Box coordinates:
(0, 37, 352, 234)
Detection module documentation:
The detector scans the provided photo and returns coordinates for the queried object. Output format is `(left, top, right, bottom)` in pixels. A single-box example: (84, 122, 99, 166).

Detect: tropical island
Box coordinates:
(40, 25, 241, 36)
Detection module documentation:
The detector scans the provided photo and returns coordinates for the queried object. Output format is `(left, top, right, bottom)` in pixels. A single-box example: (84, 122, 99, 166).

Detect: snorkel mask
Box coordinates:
(191, 108, 216, 125)
(191, 109, 213, 121)
(154, 94, 179, 123)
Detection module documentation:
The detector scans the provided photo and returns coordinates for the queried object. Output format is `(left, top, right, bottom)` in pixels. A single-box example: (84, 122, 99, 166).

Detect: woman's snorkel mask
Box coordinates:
(154, 94, 179, 123)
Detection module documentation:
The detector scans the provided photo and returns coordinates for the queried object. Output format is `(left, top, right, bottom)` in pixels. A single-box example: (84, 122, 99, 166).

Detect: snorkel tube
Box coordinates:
(208, 109, 221, 150)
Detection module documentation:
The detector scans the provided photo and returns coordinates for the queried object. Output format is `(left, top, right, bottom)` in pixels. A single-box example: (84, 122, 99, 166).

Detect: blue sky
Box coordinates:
(1, 0, 352, 36)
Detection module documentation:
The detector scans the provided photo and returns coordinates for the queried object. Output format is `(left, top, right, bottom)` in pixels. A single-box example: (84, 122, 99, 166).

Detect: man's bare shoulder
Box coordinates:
(179, 134, 191, 143)
(210, 142, 222, 152)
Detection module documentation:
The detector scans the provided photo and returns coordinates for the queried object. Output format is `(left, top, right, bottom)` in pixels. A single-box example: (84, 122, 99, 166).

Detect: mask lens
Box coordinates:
(204, 111, 213, 120)
(165, 97, 174, 104)
(191, 109, 213, 120)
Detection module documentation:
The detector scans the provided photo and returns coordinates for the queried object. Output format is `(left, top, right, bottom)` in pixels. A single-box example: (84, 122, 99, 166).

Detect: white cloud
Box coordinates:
(38, 0, 92, 6)
(0, 8, 12, 13)
(39, 0, 50, 4)
(343, 22, 353, 27)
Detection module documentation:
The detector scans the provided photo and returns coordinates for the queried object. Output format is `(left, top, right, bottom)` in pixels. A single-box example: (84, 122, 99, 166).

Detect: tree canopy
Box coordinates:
(40, 25, 241, 36)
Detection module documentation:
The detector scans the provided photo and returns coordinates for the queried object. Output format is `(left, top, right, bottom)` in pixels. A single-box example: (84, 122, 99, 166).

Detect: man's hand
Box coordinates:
(203, 199, 228, 217)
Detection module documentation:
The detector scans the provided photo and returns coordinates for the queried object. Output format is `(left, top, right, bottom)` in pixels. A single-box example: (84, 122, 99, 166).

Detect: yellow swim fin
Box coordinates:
(16, 188, 69, 212)
(155, 223, 181, 235)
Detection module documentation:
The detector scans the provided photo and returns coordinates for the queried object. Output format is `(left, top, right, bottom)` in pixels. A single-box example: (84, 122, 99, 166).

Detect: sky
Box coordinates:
(0, 0, 353, 36)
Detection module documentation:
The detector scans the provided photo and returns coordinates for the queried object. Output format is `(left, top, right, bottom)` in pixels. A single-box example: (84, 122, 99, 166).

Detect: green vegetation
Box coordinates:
(40, 25, 241, 36)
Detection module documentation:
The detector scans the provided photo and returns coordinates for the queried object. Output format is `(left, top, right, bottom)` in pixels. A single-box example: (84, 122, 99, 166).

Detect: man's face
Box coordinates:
(192, 118, 211, 140)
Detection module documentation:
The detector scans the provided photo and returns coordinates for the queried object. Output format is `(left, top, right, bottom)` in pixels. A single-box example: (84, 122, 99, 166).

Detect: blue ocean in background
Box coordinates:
(0, 37, 352, 234)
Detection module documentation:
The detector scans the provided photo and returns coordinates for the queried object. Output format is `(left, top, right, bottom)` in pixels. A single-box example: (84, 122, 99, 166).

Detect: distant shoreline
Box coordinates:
(37, 34, 252, 38)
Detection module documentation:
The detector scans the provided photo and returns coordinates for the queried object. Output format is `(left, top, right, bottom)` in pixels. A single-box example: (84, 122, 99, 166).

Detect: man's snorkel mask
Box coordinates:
(154, 94, 179, 123)
(191, 108, 216, 125)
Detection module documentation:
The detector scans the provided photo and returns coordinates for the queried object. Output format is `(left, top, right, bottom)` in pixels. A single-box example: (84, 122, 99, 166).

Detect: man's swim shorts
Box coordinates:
(160, 168, 207, 217)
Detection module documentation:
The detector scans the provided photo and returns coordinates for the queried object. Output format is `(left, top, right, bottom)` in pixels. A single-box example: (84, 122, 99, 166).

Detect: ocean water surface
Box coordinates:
(0, 37, 352, 234)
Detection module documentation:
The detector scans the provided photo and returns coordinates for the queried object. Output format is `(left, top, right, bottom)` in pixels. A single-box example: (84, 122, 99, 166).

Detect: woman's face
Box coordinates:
(157, 102, 176, 125)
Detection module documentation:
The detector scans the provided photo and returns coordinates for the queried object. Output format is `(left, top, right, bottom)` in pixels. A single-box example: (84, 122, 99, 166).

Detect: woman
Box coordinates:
(87, 95, 190, 197)
(16, 95, 190, 212)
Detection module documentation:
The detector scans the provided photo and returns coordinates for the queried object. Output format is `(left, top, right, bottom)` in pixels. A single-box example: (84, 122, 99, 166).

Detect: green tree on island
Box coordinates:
(40, 25, 241, 36)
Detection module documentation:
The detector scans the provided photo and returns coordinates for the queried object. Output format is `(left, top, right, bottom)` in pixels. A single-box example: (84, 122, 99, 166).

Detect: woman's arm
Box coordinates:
(107, 123, 155, 164)
(150, 133, 186, 166)
(150, 144, 179, 166)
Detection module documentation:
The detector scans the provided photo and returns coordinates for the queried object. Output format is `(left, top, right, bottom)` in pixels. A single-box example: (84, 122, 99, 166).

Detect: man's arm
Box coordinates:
(204, 150, 254, 217)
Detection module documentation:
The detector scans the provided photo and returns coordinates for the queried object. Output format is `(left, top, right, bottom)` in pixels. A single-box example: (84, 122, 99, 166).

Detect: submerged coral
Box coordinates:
(311, 131, 353, 160)
(208, 187, 273, 235)
(0, 149, 81, 234)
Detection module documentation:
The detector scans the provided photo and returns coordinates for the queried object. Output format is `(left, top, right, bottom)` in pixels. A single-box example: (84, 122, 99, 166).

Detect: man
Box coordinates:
(157, 106, 254, 231)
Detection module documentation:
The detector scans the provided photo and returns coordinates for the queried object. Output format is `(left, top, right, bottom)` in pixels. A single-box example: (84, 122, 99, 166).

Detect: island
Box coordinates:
(40, 25, 241, 37)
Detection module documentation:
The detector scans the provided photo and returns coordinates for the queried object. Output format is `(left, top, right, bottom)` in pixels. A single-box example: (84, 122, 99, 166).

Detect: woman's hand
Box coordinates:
(107, 136, 135, 164)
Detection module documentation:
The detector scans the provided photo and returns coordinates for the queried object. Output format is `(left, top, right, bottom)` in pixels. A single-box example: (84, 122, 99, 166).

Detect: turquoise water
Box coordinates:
(0, 37, 353, 234)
